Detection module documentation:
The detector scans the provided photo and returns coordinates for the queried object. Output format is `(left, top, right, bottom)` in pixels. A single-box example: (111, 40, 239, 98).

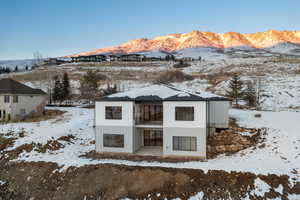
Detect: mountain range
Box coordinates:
(69, 30, 300, 57)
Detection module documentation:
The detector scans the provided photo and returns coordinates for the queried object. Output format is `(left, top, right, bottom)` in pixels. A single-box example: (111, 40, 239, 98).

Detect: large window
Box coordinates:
(142, 104, 163, 122)
(173, 136, 197, 151)
(103, 134, 124, 148)
(175, 107, 194, 121)
(4, 96, 10, 103)
(105, 106, 122, 120)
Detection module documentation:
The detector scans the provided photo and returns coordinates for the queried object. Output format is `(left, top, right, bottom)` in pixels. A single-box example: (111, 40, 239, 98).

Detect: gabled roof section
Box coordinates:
(97, 84, 228, 102)
(0, 78, 46, 95)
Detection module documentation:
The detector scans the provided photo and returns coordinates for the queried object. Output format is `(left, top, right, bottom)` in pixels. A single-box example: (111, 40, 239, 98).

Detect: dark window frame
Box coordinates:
(4, 95, 10, 103)
(173, 136, 197, 151)
(103, 134, 124, 148)
(13, 95, 18, 103)
(105, 106, 122, 120)
(175, 106, 194, 121)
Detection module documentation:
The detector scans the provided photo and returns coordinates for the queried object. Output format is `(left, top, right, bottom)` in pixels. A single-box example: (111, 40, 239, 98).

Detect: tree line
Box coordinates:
(51, 70, 117, 105)
(0, 65, 30, 74)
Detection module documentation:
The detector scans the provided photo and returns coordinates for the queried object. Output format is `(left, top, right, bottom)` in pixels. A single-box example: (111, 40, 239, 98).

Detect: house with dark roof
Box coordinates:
(0, 78, 47, 121)
(95, 84, 230, 158)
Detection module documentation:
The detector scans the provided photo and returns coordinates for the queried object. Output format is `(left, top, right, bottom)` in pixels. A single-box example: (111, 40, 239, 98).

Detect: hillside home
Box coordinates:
(0, 78, 47, 121)
(95, 84, 230, 158)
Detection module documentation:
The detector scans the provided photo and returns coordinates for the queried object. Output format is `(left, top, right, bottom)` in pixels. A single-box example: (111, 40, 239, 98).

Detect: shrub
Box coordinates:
(154, 70, 194, 84)
(173, 60, 191, 68)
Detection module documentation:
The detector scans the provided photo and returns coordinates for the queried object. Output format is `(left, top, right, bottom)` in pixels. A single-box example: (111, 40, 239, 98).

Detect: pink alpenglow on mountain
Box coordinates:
(69, 30, 300, 57)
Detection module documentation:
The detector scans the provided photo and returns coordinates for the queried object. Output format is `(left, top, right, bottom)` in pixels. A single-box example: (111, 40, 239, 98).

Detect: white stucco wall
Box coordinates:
(95, 101, 134, 127)
(0, 95, 11, 120)
(163, 101, 207, 157)
(95, 101, 135, 153)
(0, 94, 46, 120)
(163, 127, 207, 157)
(95, 126, 134, 153)
(163, 101, 207, 128)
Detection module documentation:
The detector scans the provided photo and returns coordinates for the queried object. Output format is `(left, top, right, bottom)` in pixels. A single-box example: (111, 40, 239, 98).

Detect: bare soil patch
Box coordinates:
(0, 161, 298, 200)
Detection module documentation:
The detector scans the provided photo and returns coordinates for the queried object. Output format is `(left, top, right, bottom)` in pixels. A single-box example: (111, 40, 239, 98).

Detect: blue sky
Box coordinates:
(0, 0, 300, 60)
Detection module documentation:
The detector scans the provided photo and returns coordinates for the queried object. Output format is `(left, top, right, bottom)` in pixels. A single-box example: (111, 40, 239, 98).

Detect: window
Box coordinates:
(144, 130, 163, 146)
(105, 106, 122, 120)
(13, 96, 18, 103)
(4, 96, 10, 103)
(173, 136, 197, 151)
(142, 105, 163, 122)
(175, 107, 194, 121)
(103, 134, 124, 148)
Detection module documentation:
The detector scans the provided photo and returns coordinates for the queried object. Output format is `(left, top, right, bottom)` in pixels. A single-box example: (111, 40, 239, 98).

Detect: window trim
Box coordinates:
(103, 134, 124, 148)
(173, 136, 197, 151)
(105, 106, 122, 120)
(175, 106, 195, 121)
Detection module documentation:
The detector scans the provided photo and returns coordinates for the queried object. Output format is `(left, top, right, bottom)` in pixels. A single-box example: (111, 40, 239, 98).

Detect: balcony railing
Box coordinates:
(136, 120, 163, 126)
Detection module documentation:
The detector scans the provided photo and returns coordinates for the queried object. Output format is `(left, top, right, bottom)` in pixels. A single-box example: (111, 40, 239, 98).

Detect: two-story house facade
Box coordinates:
(0, 78, 47, 121)
(95, 84, 230, 158)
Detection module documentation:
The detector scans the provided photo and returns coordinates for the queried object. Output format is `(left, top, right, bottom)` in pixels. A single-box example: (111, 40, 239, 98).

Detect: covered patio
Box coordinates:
(135, 146, 163, 157)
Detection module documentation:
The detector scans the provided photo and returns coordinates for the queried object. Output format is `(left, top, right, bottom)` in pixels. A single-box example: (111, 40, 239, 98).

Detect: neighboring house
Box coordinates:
(0, 78, 47, 121)
(95, 84, 230, 158)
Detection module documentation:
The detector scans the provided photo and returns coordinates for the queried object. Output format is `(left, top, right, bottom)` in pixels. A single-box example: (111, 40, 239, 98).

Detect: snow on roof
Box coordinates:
(100, 84, 227, 101)
(108, 85, 189, 98)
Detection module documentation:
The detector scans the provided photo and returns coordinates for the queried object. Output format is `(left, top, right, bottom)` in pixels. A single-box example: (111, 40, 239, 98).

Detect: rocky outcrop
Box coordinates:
(69, 30, 300, 57)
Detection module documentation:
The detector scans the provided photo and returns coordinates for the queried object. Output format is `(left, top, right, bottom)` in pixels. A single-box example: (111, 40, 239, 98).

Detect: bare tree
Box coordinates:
(33, 51, 43, 66)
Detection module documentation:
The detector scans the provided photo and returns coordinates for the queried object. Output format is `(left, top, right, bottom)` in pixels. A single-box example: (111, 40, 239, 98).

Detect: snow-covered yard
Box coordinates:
(0, 107, 299, 199)
(1, 107, 299, 181)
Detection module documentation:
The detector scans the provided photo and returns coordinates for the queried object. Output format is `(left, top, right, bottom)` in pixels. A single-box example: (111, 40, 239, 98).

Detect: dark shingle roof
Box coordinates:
(0, 78, 46, 95)
(97, 84, 229, 102)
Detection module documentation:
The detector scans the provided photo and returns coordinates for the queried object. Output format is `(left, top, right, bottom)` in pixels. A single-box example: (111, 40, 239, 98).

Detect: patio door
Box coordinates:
(144, 130, 163, 146)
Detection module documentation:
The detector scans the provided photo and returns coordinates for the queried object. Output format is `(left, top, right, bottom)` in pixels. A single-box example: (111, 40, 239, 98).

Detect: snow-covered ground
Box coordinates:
(0, 107, 299, 199)
(215, 75, 300, 111)
(1, 107, 299, 181)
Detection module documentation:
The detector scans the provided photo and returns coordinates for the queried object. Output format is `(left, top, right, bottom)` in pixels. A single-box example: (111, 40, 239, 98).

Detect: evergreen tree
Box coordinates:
(52, 76, 64, 103)
(170, 54, 175, 61)
(25, 65, 29, 70)
(165, 55, 170, 61)
(226, 74, 244, 105)
(80, 70, 100, 103)
(62, 72, 70, 102)
(14, 65, 18, 72)
(243, 81, 257, 107)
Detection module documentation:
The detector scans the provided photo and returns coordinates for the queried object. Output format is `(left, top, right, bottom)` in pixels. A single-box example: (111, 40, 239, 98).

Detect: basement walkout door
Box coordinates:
(144, 130, 163, 146)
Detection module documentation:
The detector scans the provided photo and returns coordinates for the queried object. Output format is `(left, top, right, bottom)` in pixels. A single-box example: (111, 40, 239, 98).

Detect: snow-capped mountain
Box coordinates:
(69, 30, 300, 57)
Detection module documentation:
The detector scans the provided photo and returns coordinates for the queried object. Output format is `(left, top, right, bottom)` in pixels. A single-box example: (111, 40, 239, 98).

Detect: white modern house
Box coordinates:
(95, 84, 230, 158)
(0, 78, 47, 121)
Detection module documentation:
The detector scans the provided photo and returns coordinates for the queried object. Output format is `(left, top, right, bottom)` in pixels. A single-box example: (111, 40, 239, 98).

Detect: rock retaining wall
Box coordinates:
(207, 128, 264, 158)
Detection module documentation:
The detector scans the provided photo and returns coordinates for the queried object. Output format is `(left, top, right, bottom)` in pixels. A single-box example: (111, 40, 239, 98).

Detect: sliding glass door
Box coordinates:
(144, 130, 163, 146)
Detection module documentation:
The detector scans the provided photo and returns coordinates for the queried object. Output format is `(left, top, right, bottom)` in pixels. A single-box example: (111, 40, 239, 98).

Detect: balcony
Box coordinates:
(135, 103, 163, 128)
